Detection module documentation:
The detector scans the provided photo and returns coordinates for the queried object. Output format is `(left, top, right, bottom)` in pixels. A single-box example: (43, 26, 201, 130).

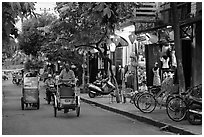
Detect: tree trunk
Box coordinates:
(171, 3, 186, 93)
(106, 57, 120, 103)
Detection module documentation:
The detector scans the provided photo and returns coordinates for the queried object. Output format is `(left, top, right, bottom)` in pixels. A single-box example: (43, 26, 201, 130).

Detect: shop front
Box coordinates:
(143, 16, 202, 89)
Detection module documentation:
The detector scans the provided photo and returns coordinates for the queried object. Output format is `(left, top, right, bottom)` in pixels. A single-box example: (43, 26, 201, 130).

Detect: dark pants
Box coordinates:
(46, 88, 54, 102)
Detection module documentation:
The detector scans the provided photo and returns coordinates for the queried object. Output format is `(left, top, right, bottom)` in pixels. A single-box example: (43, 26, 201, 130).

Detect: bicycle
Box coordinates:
(166, 84, 202, 123)
(136, 77, 179, 113)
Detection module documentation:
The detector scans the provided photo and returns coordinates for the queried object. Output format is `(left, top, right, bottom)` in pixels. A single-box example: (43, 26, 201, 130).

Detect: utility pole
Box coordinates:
(171, 3, 186, 93)
(82, 52, 86, 93)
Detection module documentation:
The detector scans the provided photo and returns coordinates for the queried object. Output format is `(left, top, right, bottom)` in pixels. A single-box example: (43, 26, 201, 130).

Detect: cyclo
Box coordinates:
(21, 70, 40, 110)
(53, 77, 80, 117)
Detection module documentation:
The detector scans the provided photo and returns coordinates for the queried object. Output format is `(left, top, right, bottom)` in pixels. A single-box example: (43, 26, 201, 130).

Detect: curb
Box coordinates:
(81, 97, 195, 135)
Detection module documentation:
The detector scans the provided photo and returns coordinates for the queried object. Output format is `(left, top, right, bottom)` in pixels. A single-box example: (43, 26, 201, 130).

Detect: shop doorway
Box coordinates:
(145, 44, 162, 86)
(181, 39, 192, 89)
(89, 55, 98, 83)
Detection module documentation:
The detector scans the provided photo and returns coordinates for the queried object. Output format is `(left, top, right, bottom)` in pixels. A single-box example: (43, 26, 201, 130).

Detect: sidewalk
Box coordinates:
(80, 93, 202, 135)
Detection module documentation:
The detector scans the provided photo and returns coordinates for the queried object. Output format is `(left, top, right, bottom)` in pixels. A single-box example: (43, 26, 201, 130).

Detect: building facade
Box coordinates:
(157, 2, 202, 87)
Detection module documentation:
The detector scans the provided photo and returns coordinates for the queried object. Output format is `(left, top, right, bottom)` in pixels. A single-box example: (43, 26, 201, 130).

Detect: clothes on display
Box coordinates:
(152, 66, 161, 86)
(162, 44, 171, 53)
(146, 43, 177, 87)
(161, 69, 175, 82)
(160, 55, 170, 68)
(171, 50, 177, 68)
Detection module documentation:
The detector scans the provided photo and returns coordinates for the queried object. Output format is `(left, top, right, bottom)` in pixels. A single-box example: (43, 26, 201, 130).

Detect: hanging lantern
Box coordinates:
(112, 37, 120, 46)
(109, 43, 116, 52)
(128, 33, 136, 44)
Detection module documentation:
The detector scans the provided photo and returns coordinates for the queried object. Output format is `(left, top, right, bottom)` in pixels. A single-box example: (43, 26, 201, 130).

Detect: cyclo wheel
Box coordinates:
(137, 93, 156, 113)
(166, 96, 187, 122)
(133, 92, 143, 109)
(53, 95, 57, 117)
(54, 107, 57, 117)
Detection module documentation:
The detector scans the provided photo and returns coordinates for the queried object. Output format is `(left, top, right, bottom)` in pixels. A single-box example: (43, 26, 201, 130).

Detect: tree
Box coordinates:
(18, 29, 44, 57)
(47, 2, 142, 102)
(53, 2, 141, 47)
(45, 2, 141, 66)
(18, 13, 57, 57)
(2, 2, 36, 44)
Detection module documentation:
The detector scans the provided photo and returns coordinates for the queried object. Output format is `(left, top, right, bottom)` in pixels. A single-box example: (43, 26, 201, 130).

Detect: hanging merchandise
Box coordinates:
(171, 50, 177, 68)
(152, 62, 161, 86)
(160, 55, 170, 69)
(162, 44, 171, 54)
(112, 36, 120, 46)
(145, 44, 161, 86)
(148, 33, 159, 44)
(158, 29, 170, 43)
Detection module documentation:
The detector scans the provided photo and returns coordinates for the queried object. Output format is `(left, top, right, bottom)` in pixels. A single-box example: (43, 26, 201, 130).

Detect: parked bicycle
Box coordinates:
(166, 84, 202, 125)
(136, 77, 178, 113)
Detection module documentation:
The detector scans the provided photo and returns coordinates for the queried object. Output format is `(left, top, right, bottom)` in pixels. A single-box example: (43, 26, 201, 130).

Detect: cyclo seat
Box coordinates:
(58, 79, 75, 97)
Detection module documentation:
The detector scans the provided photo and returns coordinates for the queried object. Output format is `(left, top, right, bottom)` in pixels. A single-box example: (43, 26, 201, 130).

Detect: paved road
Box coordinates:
(2, 79, 172, 135)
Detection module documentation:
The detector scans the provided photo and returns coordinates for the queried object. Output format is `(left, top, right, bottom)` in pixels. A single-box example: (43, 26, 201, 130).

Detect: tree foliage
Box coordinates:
(18, 29, 44, 57)
(18, 13, 57, 57)
(53, 2, 141, 47)
(42, 2, 142, 62)
(2, 2, 36, 44)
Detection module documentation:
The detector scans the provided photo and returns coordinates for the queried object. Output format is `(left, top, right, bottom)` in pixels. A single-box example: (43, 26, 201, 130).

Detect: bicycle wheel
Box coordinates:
(133, 92, 143, 109)
(166, 94, 175, 106)
(137, 93, 156, 113)
(166, 96, 187, 122)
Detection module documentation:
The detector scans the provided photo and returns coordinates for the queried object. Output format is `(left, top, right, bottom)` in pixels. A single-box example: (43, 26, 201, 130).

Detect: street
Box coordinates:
(2, 79, 172, 135)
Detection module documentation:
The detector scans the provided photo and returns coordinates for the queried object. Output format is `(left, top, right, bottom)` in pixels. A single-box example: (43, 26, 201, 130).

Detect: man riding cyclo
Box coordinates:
(57, 63, 76, 113)
(58, 63, 76, 95)
(59, 63, 75, 84)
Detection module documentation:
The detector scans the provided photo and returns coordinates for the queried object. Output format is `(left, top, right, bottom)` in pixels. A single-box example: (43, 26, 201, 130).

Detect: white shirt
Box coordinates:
(160, 57, 169, 68)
